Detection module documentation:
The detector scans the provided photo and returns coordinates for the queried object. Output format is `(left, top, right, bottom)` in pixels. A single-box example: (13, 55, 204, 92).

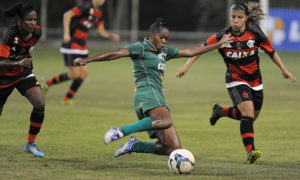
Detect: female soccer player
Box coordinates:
(74, 18, 232, 157)
(0, 2, 46, 157)
(42, 0, 119, 105)
(176, 2, 296, 163)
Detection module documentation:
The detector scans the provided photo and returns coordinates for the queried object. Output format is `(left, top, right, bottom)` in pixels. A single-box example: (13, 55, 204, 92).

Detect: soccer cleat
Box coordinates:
(104, 127, 124, 144)
(113, 136, 139, 157)
(41, 77, 49, 96)
(61, 99, 74, 106)
(24, 142, 44, 157)
(209, 103, 223, 126)
(247, 149, 261, 164)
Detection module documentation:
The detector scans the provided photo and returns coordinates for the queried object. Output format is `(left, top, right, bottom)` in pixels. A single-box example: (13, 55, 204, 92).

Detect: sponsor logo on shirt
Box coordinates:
(226, 50, 255, 59)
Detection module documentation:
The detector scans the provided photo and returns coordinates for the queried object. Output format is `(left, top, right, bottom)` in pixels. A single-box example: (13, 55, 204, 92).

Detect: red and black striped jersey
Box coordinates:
(204, 24, 275, 91)
(60, 1, 104, 55)
(0, 24, 42, 88)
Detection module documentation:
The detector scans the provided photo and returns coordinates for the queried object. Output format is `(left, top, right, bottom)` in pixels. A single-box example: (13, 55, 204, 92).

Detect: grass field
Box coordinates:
(0, 46, 300, 179)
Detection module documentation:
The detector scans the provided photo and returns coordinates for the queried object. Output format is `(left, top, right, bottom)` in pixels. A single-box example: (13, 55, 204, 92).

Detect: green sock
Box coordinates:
(121, 117, 152, 136)
(131, 141, 157, 154)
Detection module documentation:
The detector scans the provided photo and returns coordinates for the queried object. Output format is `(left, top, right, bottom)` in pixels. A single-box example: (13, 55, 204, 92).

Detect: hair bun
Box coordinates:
(156, 17, 164, 25)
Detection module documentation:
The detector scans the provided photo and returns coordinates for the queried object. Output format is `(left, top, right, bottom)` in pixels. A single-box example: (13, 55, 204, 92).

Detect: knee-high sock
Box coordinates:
(28, 108, 44, 143)
(131, 141, 157, 154)
(240, 116, 255, 154)
(63, 78, 83, 101)
(121, 117, 152, 136)
(222, 106, 242, 120)
(47, 72, 69, 86)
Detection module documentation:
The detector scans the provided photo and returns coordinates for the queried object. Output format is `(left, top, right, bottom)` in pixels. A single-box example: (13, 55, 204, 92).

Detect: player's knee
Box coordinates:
(68, 71, 80, 79)
(164, 118, 173, 128)
(34, 98, 45, 110)
(80, 72, 88, 79)
(164, 143, 181, 155)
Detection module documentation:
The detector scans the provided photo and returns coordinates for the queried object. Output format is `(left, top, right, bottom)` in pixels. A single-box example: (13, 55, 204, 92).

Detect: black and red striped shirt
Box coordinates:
(205, 24, 275, 91)
(0, 24, 42, 88)
(60, 1, 104, 55)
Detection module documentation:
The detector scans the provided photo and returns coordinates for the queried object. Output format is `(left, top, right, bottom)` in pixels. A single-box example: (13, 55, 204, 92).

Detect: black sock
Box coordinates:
(240, 116, 255, 154)
(63, 78, 83, 100)
(222, 106, 242, 120)
(28, 108, 44, 142)
(47, 72, 69, 85)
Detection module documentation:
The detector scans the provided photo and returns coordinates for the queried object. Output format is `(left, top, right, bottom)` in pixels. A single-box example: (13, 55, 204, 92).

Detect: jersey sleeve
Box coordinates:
(165, 46, 179, 61)
(33, 25, 42, 40)
(95, 10, 104, 26)
(203, 32, 224, 46)
(125, 42, 144, 59)
(0, 28, 14, 59)
(249, 25, 275, 56)
(72, 2, 91, 16)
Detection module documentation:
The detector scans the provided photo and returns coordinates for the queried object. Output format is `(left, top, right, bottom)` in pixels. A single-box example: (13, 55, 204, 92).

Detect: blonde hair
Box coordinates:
(247, 2, 266, 25)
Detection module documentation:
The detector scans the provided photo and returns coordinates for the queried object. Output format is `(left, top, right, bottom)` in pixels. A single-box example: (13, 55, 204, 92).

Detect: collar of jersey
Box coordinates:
(143, 38, 157, 50)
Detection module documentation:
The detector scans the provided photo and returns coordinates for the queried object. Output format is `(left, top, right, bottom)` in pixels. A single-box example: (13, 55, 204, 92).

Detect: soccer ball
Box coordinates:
(168, 149, 195, 174)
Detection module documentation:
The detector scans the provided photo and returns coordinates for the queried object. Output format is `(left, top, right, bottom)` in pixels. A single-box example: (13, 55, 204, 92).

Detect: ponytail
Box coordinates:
(148, 17, 168, 34)
(247, 2, 265, 25)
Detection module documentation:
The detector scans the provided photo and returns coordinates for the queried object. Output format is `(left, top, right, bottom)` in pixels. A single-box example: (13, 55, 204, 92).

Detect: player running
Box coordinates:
(42, 0, 119, 105)
(176, 2, 296, 163)
(74, 18, 232, 157)
(0, 2, 46, 157)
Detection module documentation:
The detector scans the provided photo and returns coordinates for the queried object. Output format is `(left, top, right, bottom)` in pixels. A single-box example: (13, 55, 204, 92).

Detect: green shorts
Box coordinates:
(133, 86, 169, 138)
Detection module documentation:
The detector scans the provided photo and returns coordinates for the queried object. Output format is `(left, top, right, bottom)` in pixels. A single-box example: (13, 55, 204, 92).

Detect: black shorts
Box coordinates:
(63, 54, 88, 67)
(227, 85, 263, 110)
(0, 77, 39, 106)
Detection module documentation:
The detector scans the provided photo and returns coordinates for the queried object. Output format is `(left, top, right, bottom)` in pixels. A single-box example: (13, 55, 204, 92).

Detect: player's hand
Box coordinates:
(176, 66, 189, 78)
(63, 33, 71, 44)
(218, 34, 234, 48)
(282, 69, 297, 83)
(110, 33, 120, 42)
(18, 58, 33, 68)
(74, 58, 87, 66)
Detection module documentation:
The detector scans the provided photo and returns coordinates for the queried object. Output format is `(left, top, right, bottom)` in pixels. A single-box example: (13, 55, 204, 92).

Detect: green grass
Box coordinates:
(0, 46, 300, 179)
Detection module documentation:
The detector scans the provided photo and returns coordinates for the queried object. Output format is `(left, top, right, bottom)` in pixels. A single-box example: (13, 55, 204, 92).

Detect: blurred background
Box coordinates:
(1, 0, 300, 51)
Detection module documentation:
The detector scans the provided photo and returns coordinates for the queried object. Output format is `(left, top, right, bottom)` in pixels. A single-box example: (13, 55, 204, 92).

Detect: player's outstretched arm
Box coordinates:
(0, 58, 33, 68)
(177, 35, 232, 58)
(97, 24, 120, 42)
(270, 52, 297, 83)
(176, 55, 200, 78)
(74, 48, 130, 66)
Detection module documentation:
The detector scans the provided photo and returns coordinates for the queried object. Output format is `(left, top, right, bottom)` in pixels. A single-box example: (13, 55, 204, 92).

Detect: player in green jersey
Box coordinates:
(74, 18, 232, 157)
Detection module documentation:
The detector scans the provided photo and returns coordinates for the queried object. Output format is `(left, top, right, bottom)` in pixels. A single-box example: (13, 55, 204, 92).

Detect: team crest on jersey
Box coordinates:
(158, 52, 167, 61)
(247, 40, 255, 48)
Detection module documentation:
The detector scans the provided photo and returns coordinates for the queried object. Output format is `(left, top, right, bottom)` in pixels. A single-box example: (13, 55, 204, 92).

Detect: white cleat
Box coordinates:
(104, 127, 124, 144)
(114, 136, 139, 157)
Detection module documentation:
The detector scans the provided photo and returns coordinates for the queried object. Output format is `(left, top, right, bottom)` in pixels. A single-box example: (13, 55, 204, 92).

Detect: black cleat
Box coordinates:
(209, 104, 222, 126)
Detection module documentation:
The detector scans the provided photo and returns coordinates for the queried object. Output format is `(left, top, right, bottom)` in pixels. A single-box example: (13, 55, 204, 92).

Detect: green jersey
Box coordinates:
(125, 38, 179, 91)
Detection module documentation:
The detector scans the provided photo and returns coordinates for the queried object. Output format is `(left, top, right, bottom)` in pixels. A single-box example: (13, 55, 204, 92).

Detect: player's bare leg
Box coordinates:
(154, 126, 181, 155)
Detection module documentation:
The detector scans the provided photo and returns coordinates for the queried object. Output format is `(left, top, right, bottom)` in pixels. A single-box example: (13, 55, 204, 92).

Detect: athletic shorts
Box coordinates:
(227, 85, 263, 110)
(63, 54, 88, 67)
(0, 76, 39, 106)
(133, 85, 169, 138)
